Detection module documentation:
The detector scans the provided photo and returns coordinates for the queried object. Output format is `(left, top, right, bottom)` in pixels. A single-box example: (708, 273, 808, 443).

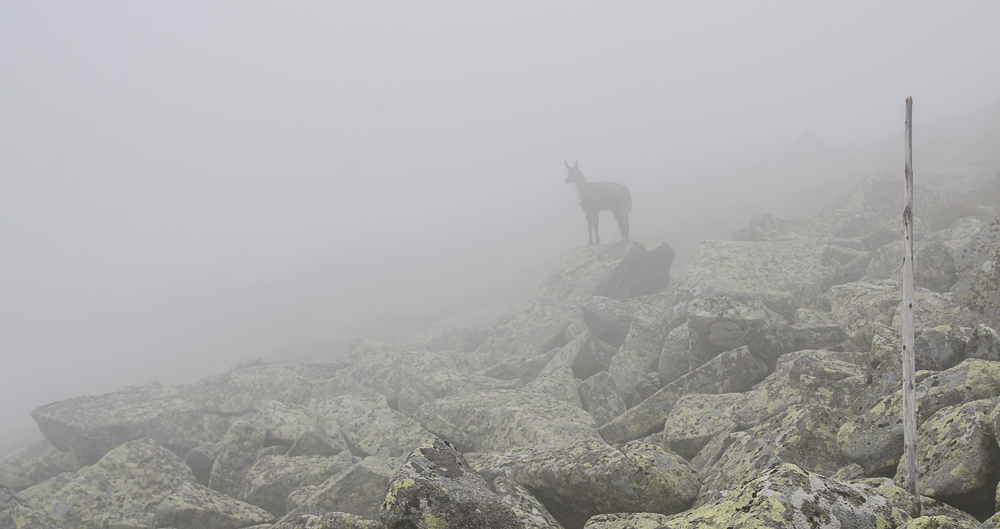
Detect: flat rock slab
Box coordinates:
(153, 481, 275, 529)
(473, 440, 699, 529)
(317, 396, 433, 459)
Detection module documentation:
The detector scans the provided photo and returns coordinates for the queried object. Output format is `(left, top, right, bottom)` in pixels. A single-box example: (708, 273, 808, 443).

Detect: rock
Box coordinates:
(414, 389, 600, 453)
(474, 440, 699, 529)
(659, 393, 740, 460)
(492, 476, 564, 529)
(380, 438, 522, 529)
(814, 280, 903, 349)
(18, 438, 195, 529)
(578, 372, 628, 428)
(582, 512, 671, 529)
(966, 324, 1000, 362)
(398, 305, 513, 352)
(599, 345, 768, 444)
(952, 216, 1000, 331)
(581, 292, 682, 349)
(839, 359, 1000, 476)
(152, 480, 275, 529)
(0, 484, 61, 529)
(184, 443, 222, 486)
(656, 322, 690, 386)
(238, 451, 357, 517)
(675, 239, 840, 320)
(894, 399, 1000, 520)
(182, 360, 346, 415)
(538, 332, 618, 382)
(657, 463, 920, 528)
(609, 316, 670, 404)
(0, 438, 81, 491)
(698, 404, 849, 504)
(477, 241, 675, 364)
(686, 296, 794, 370)
(253, 400, 317, 446)
(316, 396, 433, 459)
(30, 385, 227, 465)
(525, 366, 583, 408)
(900, 515, 980, 529)
(209, 419, 267, 498)
(274, 512, 384, 529)
(289, 424, 349, 457)
(283, 456, 398, 521)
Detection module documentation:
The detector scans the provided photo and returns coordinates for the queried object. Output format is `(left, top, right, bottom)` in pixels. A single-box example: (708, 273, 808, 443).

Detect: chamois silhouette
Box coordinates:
(564, 160, 631, 245)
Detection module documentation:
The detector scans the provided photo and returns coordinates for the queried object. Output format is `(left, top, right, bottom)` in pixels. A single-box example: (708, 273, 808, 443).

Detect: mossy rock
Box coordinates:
(317, 396, 434, 459)
(18, 438, 195, 529)
(659, 463, 921, 529)
(238, 452, 357, 517)
(894, 399, 1000, 520)
(153, 480, 275, 529)
(600, 346, 767, 444)
(380, 438, 522, 529)
(473, 440, 699, 529)
(414, 389, 601, 453)
(0, 438, 81, 491)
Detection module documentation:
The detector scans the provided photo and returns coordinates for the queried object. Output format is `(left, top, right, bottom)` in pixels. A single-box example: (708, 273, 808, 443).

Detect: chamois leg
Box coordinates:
(592, 210, 601, 245)
(614, 209, 630, 240)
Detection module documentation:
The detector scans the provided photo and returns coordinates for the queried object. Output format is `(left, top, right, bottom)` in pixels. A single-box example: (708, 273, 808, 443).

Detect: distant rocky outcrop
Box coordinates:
(9, 171, 1000, 527)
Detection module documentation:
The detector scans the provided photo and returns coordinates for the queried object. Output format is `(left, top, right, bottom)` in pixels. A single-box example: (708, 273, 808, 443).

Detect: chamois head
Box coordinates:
(564, 160, 583, 184)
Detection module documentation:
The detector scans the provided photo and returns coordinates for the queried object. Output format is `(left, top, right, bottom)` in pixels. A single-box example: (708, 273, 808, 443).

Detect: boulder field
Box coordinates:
(6, 173, 1000, 528)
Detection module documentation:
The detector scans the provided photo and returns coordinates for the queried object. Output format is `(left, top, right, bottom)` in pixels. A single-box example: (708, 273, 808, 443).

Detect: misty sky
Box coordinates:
(2, 2, 999, 450)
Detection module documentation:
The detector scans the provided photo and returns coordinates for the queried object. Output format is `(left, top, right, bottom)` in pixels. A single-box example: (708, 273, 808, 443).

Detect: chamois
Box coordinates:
(564, 160, 631, 245)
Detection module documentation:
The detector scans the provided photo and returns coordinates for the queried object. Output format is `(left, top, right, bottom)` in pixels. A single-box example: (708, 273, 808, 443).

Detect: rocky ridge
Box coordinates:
(5, 173, 1000, 528)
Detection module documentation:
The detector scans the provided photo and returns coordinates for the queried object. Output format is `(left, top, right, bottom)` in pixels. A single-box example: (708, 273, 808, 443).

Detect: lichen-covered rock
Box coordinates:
(274, 512, 384, 529)
(600, 346, 768, 444)
(414, 390, 600, 453)
(473, 440, 700, 529)
(284, 456, 399, 521)
(30, 384, 227, 465)
(839, 359, 1000, 476)
(381, 438, 523, 529)
(659, 393, 740, 460)
(253, 400, 317, 446)
(966, 324, 1000, 362)
(398, 305, 513, 353)
(477, 241, 675, 364)
(657, 322, 690, 386)
(533, 332, 616, 383)
(0, 484, 61, 529)
(239, 451, 357, 517)
(525, 366, 583, 408)
(0, 438, 81, 491)
(492, 476, 563, 529)
(609, 316, 670, 404)
(582, 512, 671, 529)
(900, 514, 980, 529)
(182, 360, 346, 414)
(686, 297, 794, 370)
(152, 480, 275, 529)
(952, 216, 1000, 331)
(894, 399, 1000, 520)
(581, 292, 682, 349)
(698, 404, 849, 504)
(675, 239, 840, 320)
(578, 372, 627, 428)
(865, 237, 960, 293)
(18, 438, 195, 529)
(658, 463, 920, 529)
(209, 419, 267, 498)
(316, 396, 433, 459)
(814, 280, 903, 349)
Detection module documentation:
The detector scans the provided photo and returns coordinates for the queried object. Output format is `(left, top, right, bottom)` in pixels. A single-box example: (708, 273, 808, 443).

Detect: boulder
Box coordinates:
(274, 512, 384, 529)
(152, 480, 275, 529)
(577, 372, 627, 428)
(492, 476, 564, 529)
(583, 512, 671, 529)
(414, 390, 601, 453)
(675, 239, 840, 320)
(658, 393, 740, 460)
(316, 396, 433, 459)
(252, 400, 317, 446)
(477, 241, 675, 364)
(814, 280, 904, 349)
(686, 297, 794, 370)
(398, 305, 513, 353)
(473, 440, 699, 529)
(182, 360, 346, 414)
(656, 322, 690, 386)
(581, 292, 683, 349)
(608, 316, 669, 404)
(209, 419, 267, 498)
(952, 215, 1000, 331)
(283, 456, 398, 521)
(0, 484, 61, 529)
(894, 399, 1000, 520)
(657, 463, 920, 528)
(0, 438, 81, 491)
(380, 438, 522, 529)
(525, 366, 583, 408)
(966, 324, 1000, 362)
(600, 346, 768, 444)
(30, 384, 227, 465)
(18, 438, 195, 529)
(238, 451, 356, 517)
(538, 332, 618, 382)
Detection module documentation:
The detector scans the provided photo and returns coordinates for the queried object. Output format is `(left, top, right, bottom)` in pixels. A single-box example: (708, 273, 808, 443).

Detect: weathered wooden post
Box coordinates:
(901, 96, 919, 497)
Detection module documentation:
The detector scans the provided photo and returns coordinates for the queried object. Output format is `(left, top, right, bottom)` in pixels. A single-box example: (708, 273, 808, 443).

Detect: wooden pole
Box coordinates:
(902, 96, 919, 497)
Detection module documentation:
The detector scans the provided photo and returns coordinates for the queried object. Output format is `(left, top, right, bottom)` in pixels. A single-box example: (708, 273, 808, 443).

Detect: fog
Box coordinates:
(2, 2, 999, 454)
